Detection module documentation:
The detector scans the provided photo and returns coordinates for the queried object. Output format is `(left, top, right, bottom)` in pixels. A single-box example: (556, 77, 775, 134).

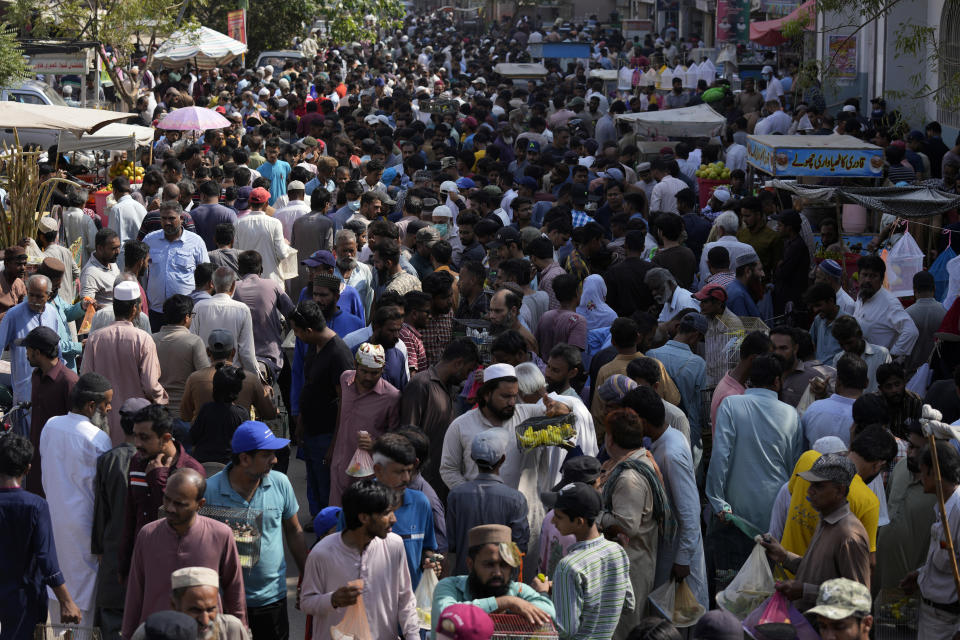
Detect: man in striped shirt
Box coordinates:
(533, 482, 634, 639)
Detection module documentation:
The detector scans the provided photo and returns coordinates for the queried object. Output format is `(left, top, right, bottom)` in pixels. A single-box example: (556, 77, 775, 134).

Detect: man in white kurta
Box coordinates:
(234, 187, 296, 285)
(40, 398, 112, 622)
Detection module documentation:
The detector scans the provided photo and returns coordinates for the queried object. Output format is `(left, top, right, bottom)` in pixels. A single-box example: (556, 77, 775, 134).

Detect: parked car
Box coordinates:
(254, 50, 305, 70)
(0, 79, 71, 151)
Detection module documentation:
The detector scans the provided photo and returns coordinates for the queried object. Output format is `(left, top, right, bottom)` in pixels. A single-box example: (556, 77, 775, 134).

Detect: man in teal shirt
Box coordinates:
(204, 421, 307, 640)
(257, 137, 291, 206)
(431, 524, 554, 639)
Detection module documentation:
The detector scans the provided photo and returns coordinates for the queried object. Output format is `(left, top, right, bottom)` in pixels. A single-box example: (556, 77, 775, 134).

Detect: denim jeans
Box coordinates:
(302, 433, 333, 518)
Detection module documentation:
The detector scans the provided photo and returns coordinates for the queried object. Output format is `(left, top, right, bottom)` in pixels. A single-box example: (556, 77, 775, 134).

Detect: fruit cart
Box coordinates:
(614, 103, 727, 142)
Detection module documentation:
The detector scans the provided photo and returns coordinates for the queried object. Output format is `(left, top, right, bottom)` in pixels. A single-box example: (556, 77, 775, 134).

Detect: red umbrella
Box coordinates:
(749, 0, 816, 47)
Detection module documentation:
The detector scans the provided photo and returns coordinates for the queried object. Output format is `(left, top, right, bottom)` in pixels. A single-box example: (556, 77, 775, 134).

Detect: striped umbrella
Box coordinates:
(153, 26, 247, 70)
(156, 106, 231, 131)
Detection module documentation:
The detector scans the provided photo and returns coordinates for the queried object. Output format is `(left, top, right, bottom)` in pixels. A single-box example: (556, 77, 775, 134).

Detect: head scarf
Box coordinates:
(576, 274, 618, 330)
(356, 342, 385, 369)
(598, 374, 637, 405)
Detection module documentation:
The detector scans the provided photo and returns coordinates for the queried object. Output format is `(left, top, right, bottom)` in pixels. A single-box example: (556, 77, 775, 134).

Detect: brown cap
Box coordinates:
(39, 257, 65, 275)
(3, 245, 25, 260)
(467, 524, 520, 567)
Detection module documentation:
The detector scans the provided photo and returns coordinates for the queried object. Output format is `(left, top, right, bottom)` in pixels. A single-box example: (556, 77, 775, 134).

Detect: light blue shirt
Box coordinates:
(0, 301, 62, 403)
(204, 466, 299, 607)
(647, 340, 707, 442)
(706, 388, 803, 529)
(809, 310, 849, 365)
(801, 394, 855, 449)
(649, 427, 709, 610)
(143, 229, 209, 309)
(257, 160, 291, 206)
(725, 279, 761, 317)
(50, 297, 84, 371)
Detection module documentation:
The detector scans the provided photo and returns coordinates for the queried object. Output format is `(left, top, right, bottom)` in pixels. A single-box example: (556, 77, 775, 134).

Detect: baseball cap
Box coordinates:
(806, 578, 873, 620)
(761, 65, 774, 74)
(517, 176, 538, 189)
(14, 326, 59, 351)
(120, 397, 152, 417)
(733, 250, 760, 270)
(553, 455, 602, 491)
(526, 140, 541, 152)
(562, 150, 580, 164)
(440, 180, 459, 193)
(482, 362, 516, 383)
(302, 250, 336, 268)
(694, 283, 728, 303)
(678, 312, 708, 336)
(207, 328, 236, 354)
(544, 481, 602, 519)
(813, 436, 848, 454)
(470, 429, 510, 466)
(231, 420, 291, 453)
(489, 226, 522, 249)
(144, 611, 196, 640)
(235, 186, 252, 210)
(798, 453, 856, 486)
(773, 209, 803, 231)
(570, 185, 589, 203)
(600, 167, 624, 182)
(249, 187, 270, 204)
(907, 129, 925, 141)
(456, 177, 476, 190)
(437, 604, 494, 640)
(566, 96, 585, 108)
(313, 506, 342, 535)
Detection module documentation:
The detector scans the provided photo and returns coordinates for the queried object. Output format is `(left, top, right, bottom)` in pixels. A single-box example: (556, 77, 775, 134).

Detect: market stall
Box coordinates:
(615, 103, 726, 139)
(492, 63, 548, 85)
(745, 134, 884, 179)
(153, 26, 247, 70)
(57, 122, 154, 154)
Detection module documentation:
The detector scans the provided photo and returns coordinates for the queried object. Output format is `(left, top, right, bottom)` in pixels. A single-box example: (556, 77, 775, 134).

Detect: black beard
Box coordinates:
(490, 404, 516, 421)
(467, 571, 510, 599)
(546, 380, 567, 393)
(907, 457, 920, 473)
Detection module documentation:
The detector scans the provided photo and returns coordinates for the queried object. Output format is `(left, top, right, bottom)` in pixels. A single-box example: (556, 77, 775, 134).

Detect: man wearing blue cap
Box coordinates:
(205, 421, 306, 640)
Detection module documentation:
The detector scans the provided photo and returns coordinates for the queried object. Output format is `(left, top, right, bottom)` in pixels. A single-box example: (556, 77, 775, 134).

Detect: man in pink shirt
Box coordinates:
(710, 331, 773, 430)
(535, 274, 588, 360)
(301, 478, 419, 640)
(80, 280, 168, 444)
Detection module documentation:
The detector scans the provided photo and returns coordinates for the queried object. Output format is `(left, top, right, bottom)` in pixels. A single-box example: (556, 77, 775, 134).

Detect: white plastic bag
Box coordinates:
(883, 232, 924, 297)
(715, 541, 776, 619)
(906, 363, 932, 396)
(415, 568, 438, 630)
(648, 579, 706, 628)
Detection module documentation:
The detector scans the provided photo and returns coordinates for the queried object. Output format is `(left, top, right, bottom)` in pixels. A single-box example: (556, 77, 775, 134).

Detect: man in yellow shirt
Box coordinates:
(778, 425, 897, 562)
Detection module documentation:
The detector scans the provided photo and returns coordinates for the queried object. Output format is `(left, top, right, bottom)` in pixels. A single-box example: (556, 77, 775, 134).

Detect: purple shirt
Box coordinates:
(233, 273, 296, 371)
(190, 203, 238, 250)
(535, 309, 588, 359)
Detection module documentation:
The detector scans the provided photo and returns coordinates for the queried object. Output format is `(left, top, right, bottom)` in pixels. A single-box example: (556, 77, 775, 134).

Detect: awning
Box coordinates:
(57, 122, 155, 153)
(153, 26, 247, 70)
(492, 63, 549, 78)
(770, 180, 960, 218)
(615, 104, 726, 138)
(0, 102, 135, 138)
(750, 0, 815, 47)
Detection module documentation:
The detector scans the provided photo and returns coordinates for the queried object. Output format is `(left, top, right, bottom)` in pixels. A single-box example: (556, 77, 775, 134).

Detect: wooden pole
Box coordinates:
(928, 434, 960, 598)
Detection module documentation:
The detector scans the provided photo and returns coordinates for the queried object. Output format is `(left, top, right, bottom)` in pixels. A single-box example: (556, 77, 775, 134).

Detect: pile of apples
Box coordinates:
(695, 161, 731, 180)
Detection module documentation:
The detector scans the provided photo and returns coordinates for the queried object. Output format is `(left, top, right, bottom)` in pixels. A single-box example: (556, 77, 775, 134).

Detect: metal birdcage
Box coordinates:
(489, 614, 558, 640)
(159, 505, 263, 569)
(873, 589, 919, 640)
(34, 625, 102, 640)
(720, 316, 770, 372)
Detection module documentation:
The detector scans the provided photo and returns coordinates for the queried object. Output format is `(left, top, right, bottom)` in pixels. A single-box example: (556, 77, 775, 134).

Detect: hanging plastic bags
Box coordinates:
(346, 432, 374, 477)
(648, 579, 706, 627)
(331, 580, 373, 640)
(930, 245, 957, 302)
(415, 567, 439, 630)
(743, 592, 820, 640)
(883, 231, 924, 297)
(716, 541, 777, 619)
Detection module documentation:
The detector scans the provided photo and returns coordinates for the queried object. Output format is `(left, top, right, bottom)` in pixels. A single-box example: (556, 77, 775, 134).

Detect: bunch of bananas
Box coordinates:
(517, 422, 576, 449)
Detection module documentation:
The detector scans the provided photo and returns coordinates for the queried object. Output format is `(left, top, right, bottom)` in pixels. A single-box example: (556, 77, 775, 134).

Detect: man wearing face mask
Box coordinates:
(39, 373, 114, 624)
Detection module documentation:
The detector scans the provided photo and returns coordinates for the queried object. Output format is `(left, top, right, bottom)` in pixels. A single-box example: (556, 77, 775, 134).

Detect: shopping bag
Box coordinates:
(743, 592, 820, 640)
(331, 580, 373, 640)
(883, 232, 924, 297)
(906, 362, 932, 396)
(346, 431, 374, 477)
(647, 579, 706, 627)
(414, 566, 439, 630)
(715, 541, 776, 619)
(647, 580, 676, 621)
(930, 245, 957, 301)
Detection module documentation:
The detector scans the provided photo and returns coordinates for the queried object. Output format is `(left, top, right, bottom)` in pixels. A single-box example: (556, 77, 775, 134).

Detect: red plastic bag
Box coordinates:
(743, 592, 819, 640)
(331, 580, 373, 640)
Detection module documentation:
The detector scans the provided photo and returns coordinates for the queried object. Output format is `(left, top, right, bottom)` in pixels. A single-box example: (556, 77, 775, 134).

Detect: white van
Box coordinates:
(0, 79, 72, 150)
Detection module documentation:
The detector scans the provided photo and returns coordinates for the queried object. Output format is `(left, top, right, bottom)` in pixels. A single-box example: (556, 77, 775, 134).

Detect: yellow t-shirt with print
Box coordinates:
(780, 449, 879, 559)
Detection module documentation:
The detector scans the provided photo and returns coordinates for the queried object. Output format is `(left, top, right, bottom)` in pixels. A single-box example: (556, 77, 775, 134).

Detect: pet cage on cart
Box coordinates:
(873, 589, 919, 640)
(454, 318, 495, 364)
(35, 625, 102, 640)
(489, 614, 558, 640)
(159, 505, 263, 569)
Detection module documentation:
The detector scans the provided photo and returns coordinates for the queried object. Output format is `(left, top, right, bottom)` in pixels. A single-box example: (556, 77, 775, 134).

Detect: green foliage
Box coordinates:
(315, 0, 406, 46)
(0, 24, 29, 88)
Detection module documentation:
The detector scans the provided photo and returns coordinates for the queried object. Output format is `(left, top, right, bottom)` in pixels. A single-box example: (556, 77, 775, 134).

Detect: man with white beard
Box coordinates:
(130, 567, 250, 640)
(334, 229, 375, 319)
(39, 372, 115, 624)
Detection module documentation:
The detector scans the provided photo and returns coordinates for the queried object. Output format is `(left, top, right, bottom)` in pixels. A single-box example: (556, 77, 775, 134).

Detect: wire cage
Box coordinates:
(159, 505, 263, 569)
(489, 614, 558, 639)
(34, 625, 102, 640)
(454, 317, 495, 364)
(721, 316, 770, 372)
(873, 589, 919, 640)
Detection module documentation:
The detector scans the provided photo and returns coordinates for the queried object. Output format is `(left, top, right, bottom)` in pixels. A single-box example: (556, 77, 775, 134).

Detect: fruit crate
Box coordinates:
(489, 614, 558, 639)
(873, 589, 919, 640)
(697, 178, 733, 209)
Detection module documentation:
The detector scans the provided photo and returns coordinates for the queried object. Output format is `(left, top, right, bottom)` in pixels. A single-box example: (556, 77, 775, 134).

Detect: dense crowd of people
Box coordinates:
(5, 10, 960, 640)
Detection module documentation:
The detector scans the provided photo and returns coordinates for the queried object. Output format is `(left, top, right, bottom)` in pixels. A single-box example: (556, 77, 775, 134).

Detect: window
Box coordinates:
(10, 92, 45, 105)
(938, 1, 960, 128)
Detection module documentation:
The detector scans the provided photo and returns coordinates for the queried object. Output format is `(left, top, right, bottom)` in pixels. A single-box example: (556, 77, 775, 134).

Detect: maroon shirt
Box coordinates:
(26, 361, 79, 496)
(118, 441, 205, 577)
